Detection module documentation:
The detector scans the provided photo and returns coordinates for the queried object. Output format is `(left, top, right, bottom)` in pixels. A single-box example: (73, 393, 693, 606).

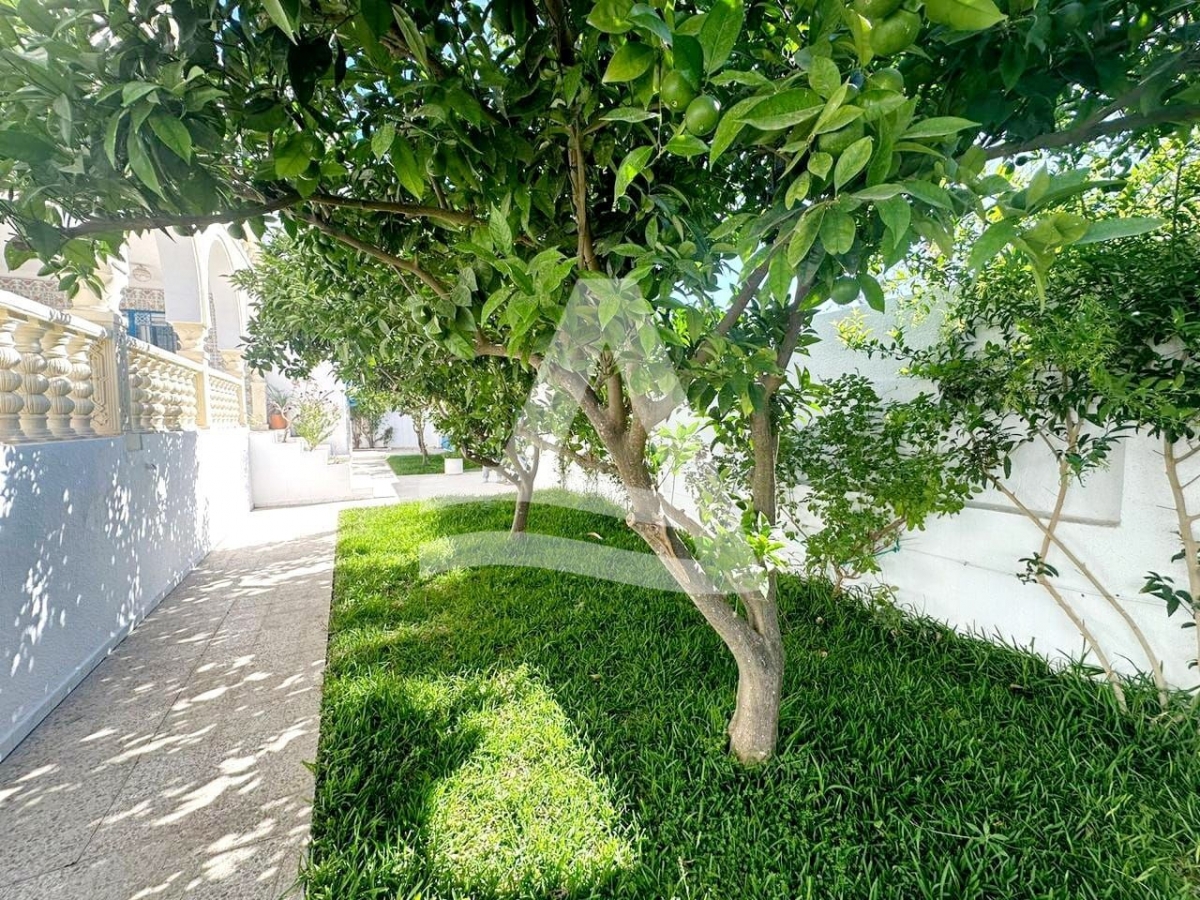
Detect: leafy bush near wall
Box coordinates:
(291, 387, 340, 452)
(307, 496, 1200, 900)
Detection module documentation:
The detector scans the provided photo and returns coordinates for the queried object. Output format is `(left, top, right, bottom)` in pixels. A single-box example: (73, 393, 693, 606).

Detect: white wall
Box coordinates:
(801, 303, 1198, 687)
(376, 411, 441, 450)
(0, 429, 252, 758)
(249, 432, 356, 508)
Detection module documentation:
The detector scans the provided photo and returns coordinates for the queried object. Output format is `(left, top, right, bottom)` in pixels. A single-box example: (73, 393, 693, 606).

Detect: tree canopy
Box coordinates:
(2, 0, 1197, 762)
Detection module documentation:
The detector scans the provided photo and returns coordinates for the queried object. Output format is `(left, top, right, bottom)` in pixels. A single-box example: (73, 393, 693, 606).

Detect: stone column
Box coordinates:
(0, 315, 24, 442)
(69, 256, 128, 436)
(248, 371, 268, 431)
(174, 322, 209, 365)
(13, 320, 50, 440)
(42, 327, 76, 438)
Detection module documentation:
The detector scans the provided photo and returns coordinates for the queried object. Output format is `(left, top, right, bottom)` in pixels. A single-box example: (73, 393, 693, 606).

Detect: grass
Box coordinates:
(387, 453, 483, 476)
(309, 492, 1200, 900)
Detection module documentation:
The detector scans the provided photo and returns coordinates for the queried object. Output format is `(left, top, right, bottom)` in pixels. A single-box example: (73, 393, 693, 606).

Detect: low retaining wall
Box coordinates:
(0, 428, 251, 758)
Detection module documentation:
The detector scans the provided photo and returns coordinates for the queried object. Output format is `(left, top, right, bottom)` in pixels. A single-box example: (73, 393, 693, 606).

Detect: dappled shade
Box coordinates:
(311, 495, 1200, 899)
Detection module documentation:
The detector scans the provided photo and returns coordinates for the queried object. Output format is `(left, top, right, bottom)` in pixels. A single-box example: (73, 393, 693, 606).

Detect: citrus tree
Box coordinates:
(1, 0, 1197, 762)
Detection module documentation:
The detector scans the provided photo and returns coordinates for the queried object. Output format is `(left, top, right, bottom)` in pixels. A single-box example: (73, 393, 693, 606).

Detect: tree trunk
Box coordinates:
(727, 634, 785, 764)
(507, 445, 539, 535)
(414, 410, 428, 464)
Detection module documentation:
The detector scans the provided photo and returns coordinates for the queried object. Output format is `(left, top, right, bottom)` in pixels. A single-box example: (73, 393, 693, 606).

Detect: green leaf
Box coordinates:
(0, 129, 56, 163)
(126, 133, 164, 197)
(371, 121, 396, 159)
(614, 145, 654, 202)
(876, 196, 910, 241)
(902, 117, 980, 140)
(808, 57, 841, 98)
(1075, 217, 1164, 244)
(967, 220, 1017, 270)
(833, 136, 874, 190)
(861, 273, 886, 312)
(262, 0, 299, 41)
(122, 82, 159, 106)
(807, 151, 833, 179)
(103, 114, 123, 167)
(601, 107, 658, 123)
(359, 0, 393, 38)
(698, 0, 744, 73)
(902, 180, 955, 209)
(588, 0, 634, 34)
(820, 208, 855, 255)
(672, 35, 704, 90)
(785, 172, 811, 209)
(148, 113, 193, 162)
(489, 206, 514, 254)
(274, 132, 313, 178)
(665, 133, 708, 157)
(603, 41, 657, 83)
(709, 95, 768, 163)
(922, 0, 1006, 31)
(738, 88, 822, 130)
(813, 105, 863, 135)
(391, 136, 425, 200)
(787, 207, 825, 267)
(851, 183, 904, 200)
(599, 291, 621, 327)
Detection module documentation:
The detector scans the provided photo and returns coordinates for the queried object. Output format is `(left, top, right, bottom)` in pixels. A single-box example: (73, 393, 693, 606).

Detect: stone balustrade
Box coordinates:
(0, 289, 246, 443)
(0, 291, 108, 442)
(207, 370, 245, 428)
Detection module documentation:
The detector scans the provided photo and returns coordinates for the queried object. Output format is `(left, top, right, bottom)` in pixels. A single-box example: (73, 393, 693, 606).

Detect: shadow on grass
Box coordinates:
(308, 496, 1200, 900)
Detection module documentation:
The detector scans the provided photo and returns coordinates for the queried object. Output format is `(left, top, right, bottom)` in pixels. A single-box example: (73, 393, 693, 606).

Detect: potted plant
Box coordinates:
(267, 385, 292, 432)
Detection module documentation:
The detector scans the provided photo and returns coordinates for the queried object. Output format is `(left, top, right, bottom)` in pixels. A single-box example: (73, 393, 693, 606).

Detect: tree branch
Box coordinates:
(59, 196, 298, 238)
(983, 106, 1200, 160)
(297, 212, 450, 300)
(308, 194, 480, 228)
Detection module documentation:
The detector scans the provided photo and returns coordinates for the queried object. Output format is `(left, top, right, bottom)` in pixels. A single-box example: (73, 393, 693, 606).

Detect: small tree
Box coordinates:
(2, 0, 1197, 762)
(828, 141, 1200, 707)
(347, 387, 394, 449)
(291, 385, 341, 451)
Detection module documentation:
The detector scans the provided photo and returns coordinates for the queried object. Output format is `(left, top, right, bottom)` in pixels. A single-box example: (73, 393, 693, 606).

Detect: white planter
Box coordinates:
(444, 457, 464, 475)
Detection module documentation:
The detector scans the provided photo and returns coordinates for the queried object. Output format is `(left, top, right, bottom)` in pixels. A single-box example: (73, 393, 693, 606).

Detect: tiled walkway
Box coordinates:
(0, 504, 341, 900)
(0, 466, 517, 900)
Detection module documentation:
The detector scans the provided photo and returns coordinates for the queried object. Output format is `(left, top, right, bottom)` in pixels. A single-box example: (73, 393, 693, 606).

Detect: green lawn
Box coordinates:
(386, 453, 483, 476)
(309, 493, 1200, 900)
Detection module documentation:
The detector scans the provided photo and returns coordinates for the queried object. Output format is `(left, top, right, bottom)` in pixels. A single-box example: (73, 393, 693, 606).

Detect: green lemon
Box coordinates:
(661, 71, 698, 113)
(831, 276, 861, 304)
(684, 95, 721, 136)
(870, 10, 921, 57)
(817, 118, 866, 155)
(1057, 1, 1087, 29)
(866, 67, 905, 93)
(852, 0, 903, 20)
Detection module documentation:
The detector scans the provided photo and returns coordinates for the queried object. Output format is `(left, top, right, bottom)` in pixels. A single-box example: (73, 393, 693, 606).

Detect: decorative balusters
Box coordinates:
(0, 316, 23, 442)
(67, 333, 96, 436)
(13, 319, 51, 440)
(0, 292, 247, 443)
(43, 328, 76, 438)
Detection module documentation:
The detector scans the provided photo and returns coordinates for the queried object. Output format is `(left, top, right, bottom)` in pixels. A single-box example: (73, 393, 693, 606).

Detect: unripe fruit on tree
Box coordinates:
(866, 67, 904, 93)
(831, 276, 861, 304)
(684, 95, 721, 136)
(817, 119, 866, 154)
(870, 10, 921, 56)
(661, 71, 697, 112)
(852, 0, 903, 20)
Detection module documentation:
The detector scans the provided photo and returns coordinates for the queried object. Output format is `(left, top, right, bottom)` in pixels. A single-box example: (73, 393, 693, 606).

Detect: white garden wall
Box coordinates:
(802, 304, 1198, 688)
(0, 428, 251, 758)
(377, 411, 441, 451)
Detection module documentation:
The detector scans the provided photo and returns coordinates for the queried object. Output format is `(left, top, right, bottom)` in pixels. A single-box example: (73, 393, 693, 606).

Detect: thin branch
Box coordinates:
(59, 196, 297, 238)
(309, 194, 480, 227)
(691, 257, 772, 367)
(297, 212, 450, 300)
(568, 123, 600, 272)
(983, 106, 1200, 160)
(520, 430, 617, 476)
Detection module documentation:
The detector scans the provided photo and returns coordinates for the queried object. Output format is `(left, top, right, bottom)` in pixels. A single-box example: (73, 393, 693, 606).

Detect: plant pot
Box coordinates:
(268, 413, 288, 430)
